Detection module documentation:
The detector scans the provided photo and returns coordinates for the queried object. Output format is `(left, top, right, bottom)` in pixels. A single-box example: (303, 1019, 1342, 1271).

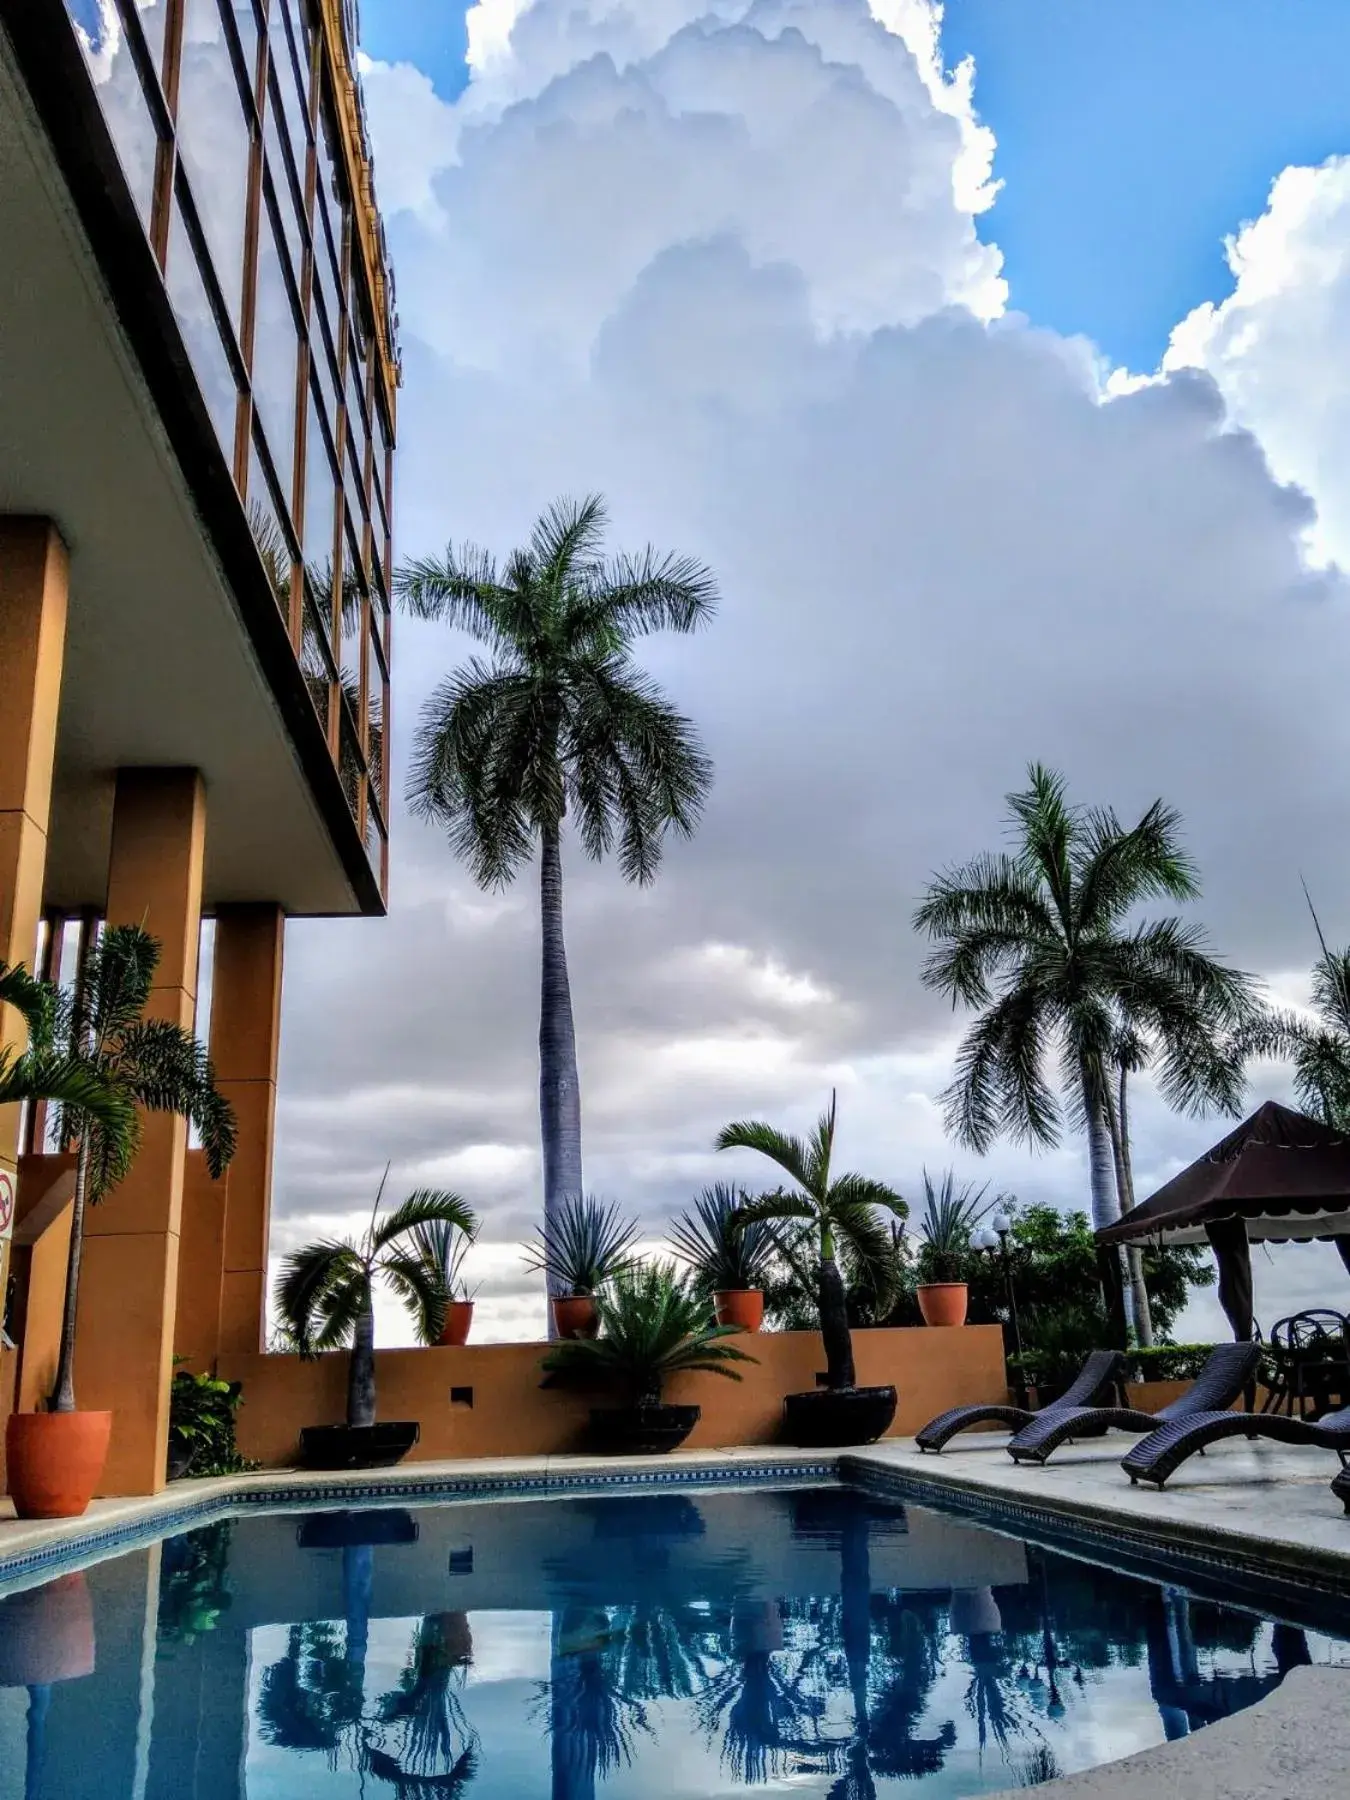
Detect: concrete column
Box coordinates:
(77, 769, 206, 1496)
(176, 905, 283, 1362)
(0, 519, 68, 1324)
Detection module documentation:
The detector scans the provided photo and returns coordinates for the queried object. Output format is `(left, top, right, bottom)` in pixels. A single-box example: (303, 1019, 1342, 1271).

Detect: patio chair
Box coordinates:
(1122, 1400, 1350, 1489)
(1005, 1341, 1261, 1467)
(915, 1349, 1125, 1453)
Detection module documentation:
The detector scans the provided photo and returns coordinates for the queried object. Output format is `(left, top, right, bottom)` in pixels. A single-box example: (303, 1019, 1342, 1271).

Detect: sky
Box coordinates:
(264, 0, 1350, 1344)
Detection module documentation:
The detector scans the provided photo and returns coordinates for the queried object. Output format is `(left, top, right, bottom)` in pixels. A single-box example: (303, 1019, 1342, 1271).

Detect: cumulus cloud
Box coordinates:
(270, 1, 1350, 1342)
(1162, 155, 1350, 571)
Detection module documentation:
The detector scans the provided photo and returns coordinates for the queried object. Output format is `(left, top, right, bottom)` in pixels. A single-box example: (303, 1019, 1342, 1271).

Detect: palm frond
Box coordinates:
(382, 1250, 450, 1347)
(371, 1189, 479, 1255)
(276, 1241, 367, 1358)
(715, 1121, 813, 1192)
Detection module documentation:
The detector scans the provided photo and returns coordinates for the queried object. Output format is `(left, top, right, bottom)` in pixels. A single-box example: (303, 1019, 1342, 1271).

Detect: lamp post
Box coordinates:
(973, 1211, 1022, 1361)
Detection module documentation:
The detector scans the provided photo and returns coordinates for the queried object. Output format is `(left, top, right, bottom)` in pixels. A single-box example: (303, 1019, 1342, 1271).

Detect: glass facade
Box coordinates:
(62, 0, 396, 893)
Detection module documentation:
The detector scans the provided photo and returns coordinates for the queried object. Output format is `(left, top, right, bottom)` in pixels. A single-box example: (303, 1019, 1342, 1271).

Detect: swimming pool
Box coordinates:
(1, 1480, 1347, 1797)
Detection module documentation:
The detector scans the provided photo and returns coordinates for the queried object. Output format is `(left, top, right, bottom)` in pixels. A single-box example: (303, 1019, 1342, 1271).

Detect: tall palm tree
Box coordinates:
(276, 1179, 479, 1429)
(46, 925, 236, 1413)
(716, 1092, 906, 1390)
(397, 496, 716, 1310)
(1237, 888, 1350, 1128)
(913, 766, 1254, 1336)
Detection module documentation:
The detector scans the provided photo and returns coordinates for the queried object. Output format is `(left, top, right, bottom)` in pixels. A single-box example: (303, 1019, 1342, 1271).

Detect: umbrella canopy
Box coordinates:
(1098, 1100, 1350, 1248)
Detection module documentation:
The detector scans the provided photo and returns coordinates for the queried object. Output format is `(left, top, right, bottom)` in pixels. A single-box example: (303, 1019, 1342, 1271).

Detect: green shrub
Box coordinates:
(168, 1366, 257, 1477)
(1008, 1341, 1222, 1392)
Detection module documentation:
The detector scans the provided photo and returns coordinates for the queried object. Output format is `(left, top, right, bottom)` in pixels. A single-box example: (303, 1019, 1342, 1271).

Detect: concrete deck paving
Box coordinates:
(4, 1431, 1350, 1795)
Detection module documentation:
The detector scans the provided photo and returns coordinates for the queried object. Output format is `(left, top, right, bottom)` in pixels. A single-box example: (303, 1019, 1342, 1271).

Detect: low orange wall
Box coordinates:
(219, 1325, 1008, 1468)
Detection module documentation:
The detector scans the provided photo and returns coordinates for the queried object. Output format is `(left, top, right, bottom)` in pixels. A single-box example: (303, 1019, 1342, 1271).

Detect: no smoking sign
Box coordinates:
(0, 1167, 14, 1239)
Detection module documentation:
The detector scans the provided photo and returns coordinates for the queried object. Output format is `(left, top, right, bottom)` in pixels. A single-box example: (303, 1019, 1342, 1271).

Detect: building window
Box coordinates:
(165, 192, 240, 459)
(174, 0, 255, 335)
(65, 3, 162, 234)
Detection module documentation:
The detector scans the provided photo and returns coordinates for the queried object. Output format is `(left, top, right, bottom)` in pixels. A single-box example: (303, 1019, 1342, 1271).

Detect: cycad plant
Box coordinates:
(669, 1183, 774, 1294)
(46, 924, 236, 1413)
(716, 1092, 906, 1390)
(542, 1261, 753, 1408)
(914, 765, 1256, 1338)
(398, 496, 717, 1310)
(276, 1179, 479, 1430)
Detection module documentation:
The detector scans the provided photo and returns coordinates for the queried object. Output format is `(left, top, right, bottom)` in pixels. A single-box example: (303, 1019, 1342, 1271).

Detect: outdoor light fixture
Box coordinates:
(974, 1209, 1023, 1359)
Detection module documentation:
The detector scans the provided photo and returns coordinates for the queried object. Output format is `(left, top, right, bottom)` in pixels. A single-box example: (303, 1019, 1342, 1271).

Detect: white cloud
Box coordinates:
(1162, 155, 1350, 569)
(269, 0, 1350, 1340)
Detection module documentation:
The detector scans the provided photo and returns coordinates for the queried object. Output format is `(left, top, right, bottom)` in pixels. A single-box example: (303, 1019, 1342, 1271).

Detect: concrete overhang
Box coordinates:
(0, 16, 383, 918)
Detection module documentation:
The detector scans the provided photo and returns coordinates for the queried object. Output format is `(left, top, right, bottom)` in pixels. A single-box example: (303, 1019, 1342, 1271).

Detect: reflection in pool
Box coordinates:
(1, 1484, 1346, 1797)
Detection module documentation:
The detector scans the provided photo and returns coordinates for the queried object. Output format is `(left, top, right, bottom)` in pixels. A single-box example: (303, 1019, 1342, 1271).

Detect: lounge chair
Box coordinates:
(1332, 1463, 1350, 1514)
(1122, 1401, 1350, 1489)
(915, 1349, 1124, 1453)
(1005, 1342, 1261, 1466)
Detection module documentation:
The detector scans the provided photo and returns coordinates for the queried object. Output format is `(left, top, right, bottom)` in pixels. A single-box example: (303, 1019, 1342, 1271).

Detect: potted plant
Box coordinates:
(542, 1260, 754, 1453)
(166, 1365, 255, 1480)
(717, 1090, 907, 1447)
(523, 1193, 640, 1339)
(669, 1182, 772, 1331)
(411, 1214, 480, 1345)
(914, 1170, 990, 1327)
(4, 926, 235, 1520)
(276, 1177, 478, 1469)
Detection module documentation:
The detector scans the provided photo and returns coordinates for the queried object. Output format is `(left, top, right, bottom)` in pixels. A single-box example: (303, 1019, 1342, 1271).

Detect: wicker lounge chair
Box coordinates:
(1332, 1463, 1350, 1513)
(1005, 1341, 1261, 1466)
(1122, 1400, 1350, 1488)
(915, 1349, 1124, 1453)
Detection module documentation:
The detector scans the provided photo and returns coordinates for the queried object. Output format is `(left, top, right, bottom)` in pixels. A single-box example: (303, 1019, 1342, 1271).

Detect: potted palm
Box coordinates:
(411, 1213, 480, 1346)
(276, 1178, 478, 1469)
(4, 927, 235, 1520)
(717, 1091, 907, 1447)
(523, 1193, 640, 1339)
(669, 1183, 772, 1331)
(914, 1170, 990, 1327)
(542, 1260, 754, 1453)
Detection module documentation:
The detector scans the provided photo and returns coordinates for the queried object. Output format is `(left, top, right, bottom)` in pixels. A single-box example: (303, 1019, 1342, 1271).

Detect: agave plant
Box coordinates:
(411, 1213, 479, 1301)
(915, 1170, 993, 1284)
(542, 1262, 754, 1407)
(523, 1193, 640, 1298)
(669, 1183, 774, 1294)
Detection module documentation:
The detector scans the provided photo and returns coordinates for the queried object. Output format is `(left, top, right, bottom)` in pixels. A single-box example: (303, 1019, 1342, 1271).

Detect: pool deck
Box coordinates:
(4, 1430, 1350, 1796)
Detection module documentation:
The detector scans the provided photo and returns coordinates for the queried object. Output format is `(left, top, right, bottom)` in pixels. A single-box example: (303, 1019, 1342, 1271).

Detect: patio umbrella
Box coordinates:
(1096, 1101, 1350, 1340)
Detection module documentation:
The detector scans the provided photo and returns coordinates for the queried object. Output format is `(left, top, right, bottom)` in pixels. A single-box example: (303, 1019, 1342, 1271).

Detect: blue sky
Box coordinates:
(360, 0, 1349, 369)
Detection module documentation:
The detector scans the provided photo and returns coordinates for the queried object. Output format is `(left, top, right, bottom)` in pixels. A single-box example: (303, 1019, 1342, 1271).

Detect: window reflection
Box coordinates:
(166, 196, 238, 457)
(270, 0, 312, 149)
(263, 83, 307, 275)
(338, 717, 362, 820)
(65, 5, 161, 232)
(366, 618, 386, 802)
(175, 0, 253, 332)
(302, 382, 337, 568)
(252, 201, 301, 499)
(247, 432, 295, 620)
(300, 589, 335, 723)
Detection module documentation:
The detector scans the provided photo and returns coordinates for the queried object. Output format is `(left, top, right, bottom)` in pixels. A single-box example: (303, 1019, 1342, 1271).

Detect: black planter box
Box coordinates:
(782, 1385, 897, 1447)
(588, 1404, 701, 1456)
(298, 1422, 420, 1470)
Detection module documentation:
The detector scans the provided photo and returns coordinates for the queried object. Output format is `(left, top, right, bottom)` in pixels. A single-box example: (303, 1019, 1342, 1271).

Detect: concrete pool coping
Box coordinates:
(4, 1433, 1350, 1797)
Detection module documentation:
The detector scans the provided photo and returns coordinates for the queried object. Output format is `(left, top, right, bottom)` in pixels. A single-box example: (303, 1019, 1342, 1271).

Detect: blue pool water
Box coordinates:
(1, 1482, 1347, 1797)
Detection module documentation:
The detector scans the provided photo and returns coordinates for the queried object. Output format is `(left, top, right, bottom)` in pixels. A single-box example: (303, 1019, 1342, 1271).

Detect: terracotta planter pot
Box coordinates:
(438, 1300, 475, 1347)
(4, 1411, 112, 1520)
(714, 1288, 764, 1332)
(552, 1294, 599, 1340)
(917, 1282, 969, 1327)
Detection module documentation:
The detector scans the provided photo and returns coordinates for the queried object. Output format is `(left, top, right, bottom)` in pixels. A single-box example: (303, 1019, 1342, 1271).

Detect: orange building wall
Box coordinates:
(219, 1324, 1008, 1468)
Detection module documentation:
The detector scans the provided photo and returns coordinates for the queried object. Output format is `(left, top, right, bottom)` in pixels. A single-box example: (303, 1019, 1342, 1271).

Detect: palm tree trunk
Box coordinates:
(819, 1225, 856, 1389)
(1080, 1062, 1134, 1346)
(48, 1137, 92, 1412)
(1113, 1067, 1154, 1347)
(347, 1296, 377, 1429)
(539, 821, 584, 1327)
